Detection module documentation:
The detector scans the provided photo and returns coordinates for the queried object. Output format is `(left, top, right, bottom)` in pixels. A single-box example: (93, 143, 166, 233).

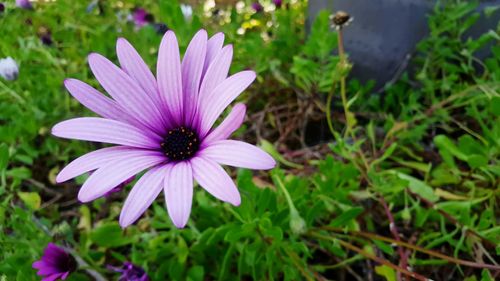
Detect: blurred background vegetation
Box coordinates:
(0, 0, 499, 280)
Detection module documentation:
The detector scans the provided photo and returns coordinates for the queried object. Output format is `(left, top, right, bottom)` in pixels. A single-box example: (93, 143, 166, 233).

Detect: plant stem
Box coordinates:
(337, 29, 351, 138)
(379, 196, 407, 281)
(406, 189, 496, 250)
(308, 232, 431, 281)
(316, 226, 500, 271)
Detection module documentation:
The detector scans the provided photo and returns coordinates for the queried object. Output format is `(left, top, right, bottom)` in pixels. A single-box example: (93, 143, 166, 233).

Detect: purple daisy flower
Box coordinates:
(32, 243, 77, 281)
(109, 262, 149, 281)
(273, 0, 282, 8)
(16, 0, 32, 9)
(251, 2, 264, 13)
(52, 29, 276, 228)
(131, 8, 154, 28)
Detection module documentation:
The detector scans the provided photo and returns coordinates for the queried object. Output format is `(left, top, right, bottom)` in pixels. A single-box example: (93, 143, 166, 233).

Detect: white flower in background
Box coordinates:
(180, 4, 193, 21)
(0, 57, 19, 81)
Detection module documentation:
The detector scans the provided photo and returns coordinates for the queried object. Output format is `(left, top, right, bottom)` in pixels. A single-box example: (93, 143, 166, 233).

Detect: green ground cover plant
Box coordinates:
(0, 0, 499, 280)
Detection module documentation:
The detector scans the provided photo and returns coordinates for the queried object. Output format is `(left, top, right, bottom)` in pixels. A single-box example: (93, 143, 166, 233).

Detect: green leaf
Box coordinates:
(17, 192, 41, 210)
(370, 143, 398, 168)
(395, 172, 439, 202)
(329, 207, 363, 228)
(466, 154, 488, 169)
(434, 135, 468, 161)
(187, 265, 205, 281)
(375, 265, 396, 281)
(0, 144, 9, 171)
(90, 222, 135, 248)
(260, 139, 302, 169)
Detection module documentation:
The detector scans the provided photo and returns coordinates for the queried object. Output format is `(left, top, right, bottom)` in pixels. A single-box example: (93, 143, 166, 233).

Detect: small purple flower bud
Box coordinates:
(251, 2, 263, 13)
(16, 0, 32, 9)
(109, 262, 150, 281)
(273, 0, 282, 8)
(32, 243, 77, 281)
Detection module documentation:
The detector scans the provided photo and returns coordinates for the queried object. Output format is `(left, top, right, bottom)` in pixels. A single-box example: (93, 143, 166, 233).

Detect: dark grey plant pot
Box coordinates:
(308, 0, 500, 90)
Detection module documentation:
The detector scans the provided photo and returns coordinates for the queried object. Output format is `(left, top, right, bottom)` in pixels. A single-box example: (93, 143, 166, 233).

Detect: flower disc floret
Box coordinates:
(161, 127, 200, 160)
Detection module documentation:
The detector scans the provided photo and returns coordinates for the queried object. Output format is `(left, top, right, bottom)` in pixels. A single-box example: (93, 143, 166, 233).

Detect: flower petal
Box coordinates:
(164, 161, 193, 228)
(78, 152, 165, 202)
(182, 30, 207, 125)
(202, 32, 225, 77)
(157, 31, 183, 124)
(63, 79, 141, 128)
(52, 117, 161, 149)
(56, 146, 150, 183)
(202, 103, 245, 146)
(36, 265, 61, 276)
(196, 45, 233, 122)
(88, 53, 165, 134)
(119, 165, 166, 227)
(190, 156, 240, 206)
(198, 71, 255, 137)
(116, 38, 161, 106)
(42, 273, 65, 281)
(199, 140, 276, 170)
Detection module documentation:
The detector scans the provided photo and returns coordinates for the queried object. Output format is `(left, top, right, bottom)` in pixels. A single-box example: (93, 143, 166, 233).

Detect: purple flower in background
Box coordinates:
(131, 8, 154, 27)
(273, 0, 282, 8)
(32, 243, 77, 281)
(16, 0, 32, 9)
(109, 262, 149, 281)
(52, 29, 276, 228)
(153, 23, 169, 35)
(0, 3, 5, 13)
(38, 27, 53, 46)
(251, 2, 263, 13)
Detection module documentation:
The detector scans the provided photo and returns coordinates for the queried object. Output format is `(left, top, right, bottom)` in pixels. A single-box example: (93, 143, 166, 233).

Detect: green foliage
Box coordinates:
(0, 0, 499, 280)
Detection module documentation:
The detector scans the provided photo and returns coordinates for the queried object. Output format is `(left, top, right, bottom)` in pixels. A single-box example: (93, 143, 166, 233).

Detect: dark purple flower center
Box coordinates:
(160, 127, 199, 161)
